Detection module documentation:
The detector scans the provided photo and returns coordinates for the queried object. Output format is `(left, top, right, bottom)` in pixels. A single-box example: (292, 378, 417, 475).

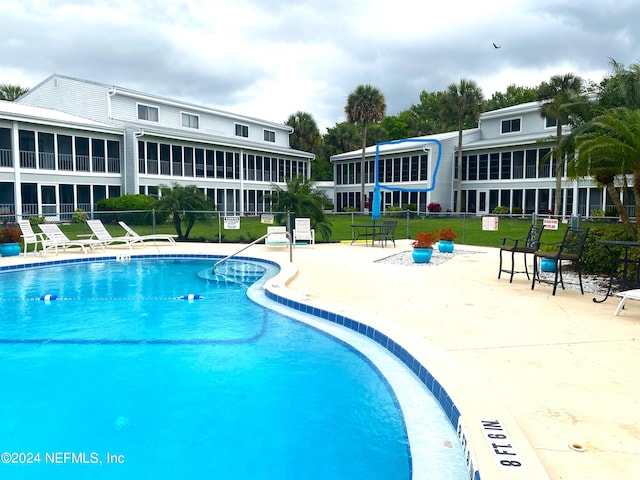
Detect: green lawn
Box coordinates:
(22, 214, 631, 275)
(55, 214, 569, 247)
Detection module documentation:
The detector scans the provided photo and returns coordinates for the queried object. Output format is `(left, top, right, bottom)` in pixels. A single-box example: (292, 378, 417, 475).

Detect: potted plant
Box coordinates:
(411, 231, 438, 263)
(0, 226, 22, 257)
(438, 227, 457, 253)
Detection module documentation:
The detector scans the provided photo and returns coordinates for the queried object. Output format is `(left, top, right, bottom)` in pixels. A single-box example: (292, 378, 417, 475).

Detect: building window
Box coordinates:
(137, 104, 159, 122)
(181, 112, 199, 129)
(501, 118, 521, 134)
(545, 116, 557, 128)
(235, 124, 249, 138)
(263, 129, 275, 142)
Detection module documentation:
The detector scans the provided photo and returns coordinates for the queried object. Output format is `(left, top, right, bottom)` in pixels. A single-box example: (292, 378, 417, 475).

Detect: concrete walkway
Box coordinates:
(2, 240, 638, 479)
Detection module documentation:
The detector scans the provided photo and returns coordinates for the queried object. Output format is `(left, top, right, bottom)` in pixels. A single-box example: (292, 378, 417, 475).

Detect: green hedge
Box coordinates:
(96, 195, 169, 225)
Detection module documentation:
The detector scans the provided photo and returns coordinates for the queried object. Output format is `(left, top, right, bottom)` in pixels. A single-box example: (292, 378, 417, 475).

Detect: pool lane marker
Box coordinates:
(5, 295, 213, 302)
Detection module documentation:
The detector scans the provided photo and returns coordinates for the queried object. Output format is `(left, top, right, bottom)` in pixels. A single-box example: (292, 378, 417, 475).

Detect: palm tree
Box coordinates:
(155, 183, 215, 239)
(285, 111, 321, 153)
(575, 108, 640, 237)
(537, 73, 584, 217)
(345, 85, 386, 212)
(598, 59, 640, 110)
(0, 84, 29, 101)
(266, 176, 332, 241)
(442, 79, 484, 213)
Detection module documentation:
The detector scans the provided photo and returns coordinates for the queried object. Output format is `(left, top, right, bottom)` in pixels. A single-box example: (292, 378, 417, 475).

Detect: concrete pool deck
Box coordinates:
(2, 240, 638, 479)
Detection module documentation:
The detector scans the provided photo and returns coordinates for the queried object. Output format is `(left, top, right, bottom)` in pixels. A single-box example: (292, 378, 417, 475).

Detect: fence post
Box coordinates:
(287, 211, 293, 262)
(406, 210, 410, 239)
(152, 209, 156, 234)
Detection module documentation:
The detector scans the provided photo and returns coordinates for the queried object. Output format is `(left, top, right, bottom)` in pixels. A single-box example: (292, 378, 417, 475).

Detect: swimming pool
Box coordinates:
(0, 255, 468, 479)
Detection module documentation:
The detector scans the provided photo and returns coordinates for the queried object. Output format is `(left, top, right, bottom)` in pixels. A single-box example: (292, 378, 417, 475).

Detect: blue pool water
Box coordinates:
(0, 257, 468, 479)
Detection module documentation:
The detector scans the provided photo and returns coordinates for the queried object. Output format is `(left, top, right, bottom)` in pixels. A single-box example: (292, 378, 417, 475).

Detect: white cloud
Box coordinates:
(1, 0, 639, 133)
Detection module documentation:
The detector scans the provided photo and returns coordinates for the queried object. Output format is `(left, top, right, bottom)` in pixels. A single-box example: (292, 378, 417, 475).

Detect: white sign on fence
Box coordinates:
(224, 216, 240, 230)
(261, 214, 275, 224)
(482, 216, 499, 231)
(543, 218, 559, 230)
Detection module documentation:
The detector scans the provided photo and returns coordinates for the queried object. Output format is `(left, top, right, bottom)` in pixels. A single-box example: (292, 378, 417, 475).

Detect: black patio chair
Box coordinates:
(498, 224, 545, 282)
(531, 226, 590, 295)
(372, 220, 397, 248)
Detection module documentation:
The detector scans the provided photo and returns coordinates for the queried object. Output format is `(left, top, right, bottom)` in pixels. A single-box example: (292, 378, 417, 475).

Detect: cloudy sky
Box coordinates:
(2, 0, 639, 132)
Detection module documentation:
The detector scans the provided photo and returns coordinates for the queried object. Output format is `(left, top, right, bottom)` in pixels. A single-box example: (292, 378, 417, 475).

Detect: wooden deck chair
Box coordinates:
(498, 224, 545, 282)
(531, 226, 590, 295)
(293, 218, 315, 246)
(265, 226, 290, 248)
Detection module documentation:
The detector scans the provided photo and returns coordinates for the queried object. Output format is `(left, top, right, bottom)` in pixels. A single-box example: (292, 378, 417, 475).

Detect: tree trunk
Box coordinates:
(605, 182, 634, 236)
(554, 123, 562, 218)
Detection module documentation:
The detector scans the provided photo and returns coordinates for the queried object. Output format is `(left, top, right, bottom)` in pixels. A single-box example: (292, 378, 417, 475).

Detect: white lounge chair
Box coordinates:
(18, 220, 51, 255)
(293, 218, 315, 247)
(614, 289, 640, 315)
(118, 221, 177, 245)
(265, 226, 290, 248)
(39, 223, 105, 255)
(87, 219, 143, 249)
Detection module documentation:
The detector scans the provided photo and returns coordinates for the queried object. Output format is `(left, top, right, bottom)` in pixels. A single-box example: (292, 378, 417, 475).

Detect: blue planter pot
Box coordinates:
(540, 258, 556, 272)
(0, 242, 20, 257)
(412, 248, 433, 264)
(438, 240, 454, 253)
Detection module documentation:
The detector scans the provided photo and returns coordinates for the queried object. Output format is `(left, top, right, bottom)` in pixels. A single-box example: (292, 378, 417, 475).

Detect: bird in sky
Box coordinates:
(493, 42, 501, 49)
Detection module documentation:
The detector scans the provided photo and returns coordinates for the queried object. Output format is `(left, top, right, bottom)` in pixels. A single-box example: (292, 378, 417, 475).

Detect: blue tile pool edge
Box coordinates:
(1, 253, 481, 479)
(263, 287, 482, 480)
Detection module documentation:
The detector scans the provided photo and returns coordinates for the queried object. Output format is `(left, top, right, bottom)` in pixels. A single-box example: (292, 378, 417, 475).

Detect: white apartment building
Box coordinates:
(0, 74, 314, 220)
(331, 101, 627, 218)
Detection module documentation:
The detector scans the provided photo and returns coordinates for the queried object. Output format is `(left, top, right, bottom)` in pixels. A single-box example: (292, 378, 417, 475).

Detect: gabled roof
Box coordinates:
(0, 100, 122, 134)
(479, 101, 542, 120)
(24, 73, 293, 133)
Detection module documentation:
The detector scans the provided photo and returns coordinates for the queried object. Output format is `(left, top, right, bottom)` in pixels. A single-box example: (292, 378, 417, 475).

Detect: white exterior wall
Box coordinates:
(4, 74, 313, 217)
(18, 76, 111, 123)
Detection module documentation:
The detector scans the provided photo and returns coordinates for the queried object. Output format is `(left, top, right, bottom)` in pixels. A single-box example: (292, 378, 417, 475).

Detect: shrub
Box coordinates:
(512, 207, 523, 215)
(439, 227, 457, 241)
(72, 208, 88, 224)
(384, 205, 404, 218)
(427, 202, 441, 213)
(493, 205, 509, 214)
(412, 231, 438, 248)
(604, 207, 618, 218)
(581, 226, 633, 275)
(28, 215, 45, 225)
(96, 194, 169, 225)
(0, 226, 21, 243)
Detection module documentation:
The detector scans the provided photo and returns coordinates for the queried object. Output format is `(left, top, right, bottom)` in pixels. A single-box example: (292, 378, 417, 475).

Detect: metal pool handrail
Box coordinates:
(212, 231, 292, 275)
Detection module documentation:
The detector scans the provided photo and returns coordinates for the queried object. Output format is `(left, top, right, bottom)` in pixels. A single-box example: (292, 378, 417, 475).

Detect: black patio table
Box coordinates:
(350, 224, 382, 247)
(593, 240, 640, 303)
